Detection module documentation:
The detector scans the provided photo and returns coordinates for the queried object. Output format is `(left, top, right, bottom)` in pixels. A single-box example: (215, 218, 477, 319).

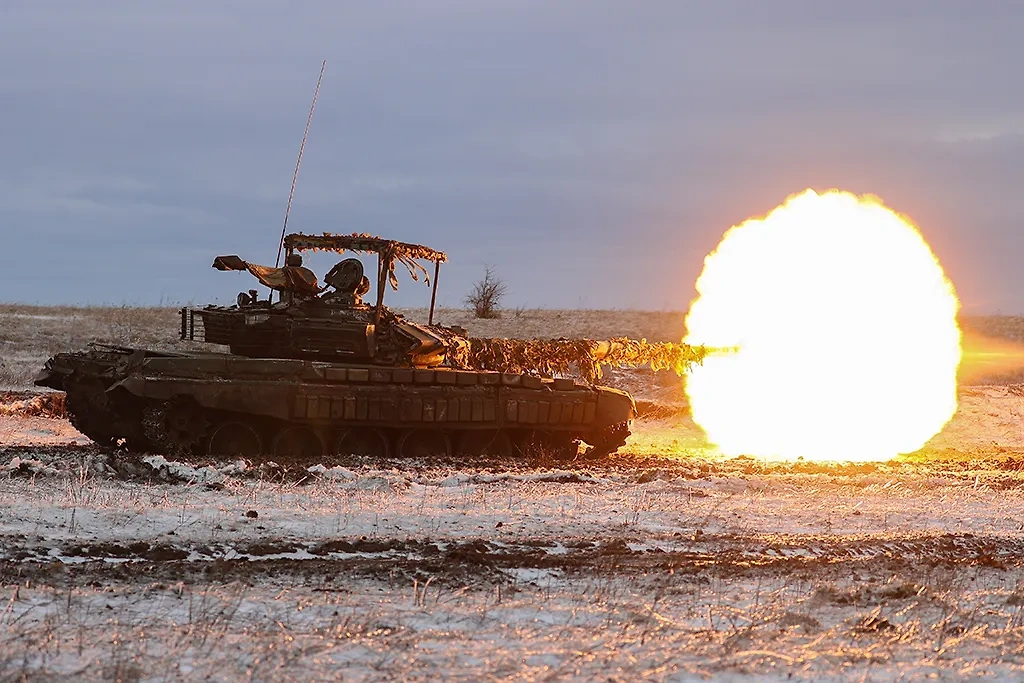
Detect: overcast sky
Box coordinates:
(2, 1, 1023, 313)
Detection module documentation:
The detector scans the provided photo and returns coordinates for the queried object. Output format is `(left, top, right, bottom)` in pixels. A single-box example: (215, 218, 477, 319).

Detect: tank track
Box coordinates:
(61, 386, 631, 465)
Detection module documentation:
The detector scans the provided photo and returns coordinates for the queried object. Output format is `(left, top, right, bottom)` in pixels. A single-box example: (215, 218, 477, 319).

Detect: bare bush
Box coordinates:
(464, 265, 507, 319)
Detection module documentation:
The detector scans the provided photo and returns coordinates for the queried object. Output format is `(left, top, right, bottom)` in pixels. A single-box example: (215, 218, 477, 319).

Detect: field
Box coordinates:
(3, 306, 1024, 680)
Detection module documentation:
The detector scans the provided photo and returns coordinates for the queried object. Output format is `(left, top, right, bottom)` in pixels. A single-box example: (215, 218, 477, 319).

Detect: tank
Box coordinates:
(37, 232, 705, 461)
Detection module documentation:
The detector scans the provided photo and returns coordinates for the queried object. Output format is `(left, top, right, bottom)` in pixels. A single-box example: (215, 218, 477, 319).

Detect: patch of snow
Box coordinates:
(141, 455, 246, 483)
(505, 567, 560, 584)
(307, 464, 357, 480)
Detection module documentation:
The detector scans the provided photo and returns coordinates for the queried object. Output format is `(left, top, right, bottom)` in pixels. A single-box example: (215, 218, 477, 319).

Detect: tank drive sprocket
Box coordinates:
(582, 421, 630, 459)
(64, 379, 120, 447)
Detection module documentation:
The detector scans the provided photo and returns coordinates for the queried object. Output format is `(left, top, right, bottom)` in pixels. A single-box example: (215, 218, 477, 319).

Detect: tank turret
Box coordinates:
(188, 233, 458, 368)
(185, 234, 708, 381)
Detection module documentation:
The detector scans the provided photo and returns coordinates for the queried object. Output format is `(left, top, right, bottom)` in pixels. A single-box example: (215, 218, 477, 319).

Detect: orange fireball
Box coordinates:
(684, 189, 961, 462)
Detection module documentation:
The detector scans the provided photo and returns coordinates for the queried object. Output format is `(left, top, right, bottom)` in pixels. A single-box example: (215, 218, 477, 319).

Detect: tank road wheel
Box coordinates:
(272, 426, 324, 462)
(397, 429, 451, 459)
(458, 430, 511, 457)
(334, 428, 390, 459)
(142, 398, 209, 456)
(208, 422, 263, 458)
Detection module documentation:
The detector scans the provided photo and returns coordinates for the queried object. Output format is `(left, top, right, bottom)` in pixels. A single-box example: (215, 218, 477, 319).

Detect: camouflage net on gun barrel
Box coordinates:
(465, 337, 710, 384)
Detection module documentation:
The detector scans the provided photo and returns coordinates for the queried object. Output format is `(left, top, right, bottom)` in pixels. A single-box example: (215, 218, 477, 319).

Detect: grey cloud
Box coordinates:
(1, 1, 1023, 311)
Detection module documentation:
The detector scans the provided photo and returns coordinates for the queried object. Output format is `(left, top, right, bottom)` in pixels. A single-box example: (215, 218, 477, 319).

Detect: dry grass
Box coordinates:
(3, 564, 1023, 681)
(961, 316, 1024, 341)
(408, 307, 691, 341)
(0, 305, 195, 389)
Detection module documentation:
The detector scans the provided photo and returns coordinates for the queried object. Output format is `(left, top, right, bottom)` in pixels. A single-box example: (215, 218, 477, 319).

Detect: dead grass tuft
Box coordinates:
(0, 393, 66, 418)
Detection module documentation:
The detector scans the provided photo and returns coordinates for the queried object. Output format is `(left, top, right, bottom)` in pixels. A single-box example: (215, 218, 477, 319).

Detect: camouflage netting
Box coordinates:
(465, 337, 710, 384)
(284, 232, 447, 290)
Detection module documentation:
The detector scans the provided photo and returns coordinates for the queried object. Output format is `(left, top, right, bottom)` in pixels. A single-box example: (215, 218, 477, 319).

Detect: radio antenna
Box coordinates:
(276, 59, 326, 267)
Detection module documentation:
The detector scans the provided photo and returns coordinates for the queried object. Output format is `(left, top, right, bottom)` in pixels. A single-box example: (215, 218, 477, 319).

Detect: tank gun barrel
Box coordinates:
(590, 340, 641, 361)
(464, 336, 716, 384)
(591, 339, 736, 362)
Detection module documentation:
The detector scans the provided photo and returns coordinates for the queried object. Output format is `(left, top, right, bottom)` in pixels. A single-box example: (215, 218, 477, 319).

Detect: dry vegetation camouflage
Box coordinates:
(284, 232, 446, 289)
(465, 337, 710, 383)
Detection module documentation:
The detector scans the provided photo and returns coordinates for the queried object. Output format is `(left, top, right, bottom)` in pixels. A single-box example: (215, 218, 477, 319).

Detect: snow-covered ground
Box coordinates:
(3, 388, 1024, 680)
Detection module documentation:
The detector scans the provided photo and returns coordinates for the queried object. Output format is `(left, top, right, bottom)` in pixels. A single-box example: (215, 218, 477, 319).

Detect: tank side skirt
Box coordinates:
(118, 375, 607, 433)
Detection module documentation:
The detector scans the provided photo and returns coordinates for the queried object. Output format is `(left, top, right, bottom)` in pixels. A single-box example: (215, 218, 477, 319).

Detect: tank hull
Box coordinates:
(36, 346, 635, 460)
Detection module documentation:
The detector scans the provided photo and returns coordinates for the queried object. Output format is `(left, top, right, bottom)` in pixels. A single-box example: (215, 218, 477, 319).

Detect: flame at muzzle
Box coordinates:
(683, 189, 962, 462)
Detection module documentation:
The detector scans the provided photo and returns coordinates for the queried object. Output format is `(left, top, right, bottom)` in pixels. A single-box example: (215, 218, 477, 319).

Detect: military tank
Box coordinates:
(38, 233, 708, 462)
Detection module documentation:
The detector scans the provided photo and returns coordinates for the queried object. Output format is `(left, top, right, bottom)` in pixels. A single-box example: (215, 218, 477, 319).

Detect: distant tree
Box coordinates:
(465, 265, 507, 319)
